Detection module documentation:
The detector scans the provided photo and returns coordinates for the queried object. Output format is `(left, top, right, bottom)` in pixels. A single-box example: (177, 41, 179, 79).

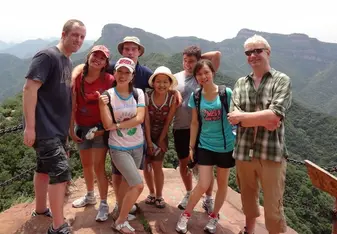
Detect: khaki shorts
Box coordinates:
(236, 158, 287, 233)
(109, 147, 143, 186)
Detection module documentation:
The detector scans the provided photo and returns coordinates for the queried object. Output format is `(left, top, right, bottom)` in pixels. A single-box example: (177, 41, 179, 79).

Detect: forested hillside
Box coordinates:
(1, 69, 336, 233)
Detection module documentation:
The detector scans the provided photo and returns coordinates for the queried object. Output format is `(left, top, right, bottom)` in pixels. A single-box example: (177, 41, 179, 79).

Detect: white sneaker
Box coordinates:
(202, 198, 214, 214)
(178, 193, 190, 210)
(175, 212, 190, 233)
(127, 213, 136, 221)
(72, 194, 96, 208)
(204, 214, 219, 233)
(95, 202, 109, 222)
(129, 204, 137, 214)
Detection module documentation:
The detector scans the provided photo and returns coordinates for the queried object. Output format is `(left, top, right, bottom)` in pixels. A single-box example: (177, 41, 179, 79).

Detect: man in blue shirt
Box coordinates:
(106, 36, 153, 92)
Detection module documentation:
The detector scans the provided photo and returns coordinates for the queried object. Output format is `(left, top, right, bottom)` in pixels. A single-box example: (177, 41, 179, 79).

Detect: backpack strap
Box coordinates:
(192, 88, 203, 163)
(132, 87, 139, 104)
(218, 85, 228, 150)
(102, 90, 117, 124)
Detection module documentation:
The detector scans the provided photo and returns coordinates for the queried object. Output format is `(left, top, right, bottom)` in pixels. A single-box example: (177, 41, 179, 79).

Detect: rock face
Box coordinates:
(0, 168, 297, 234)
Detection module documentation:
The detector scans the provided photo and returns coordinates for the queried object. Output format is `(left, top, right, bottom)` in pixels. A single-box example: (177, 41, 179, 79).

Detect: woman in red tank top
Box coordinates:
(69, 45, 114, 222)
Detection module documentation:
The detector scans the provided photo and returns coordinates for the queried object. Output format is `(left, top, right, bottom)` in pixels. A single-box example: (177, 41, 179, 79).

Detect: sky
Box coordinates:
(1, 0, 337, 44)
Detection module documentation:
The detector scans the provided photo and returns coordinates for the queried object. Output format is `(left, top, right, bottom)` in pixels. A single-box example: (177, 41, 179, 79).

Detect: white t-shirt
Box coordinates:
(106, 87, 145, 150)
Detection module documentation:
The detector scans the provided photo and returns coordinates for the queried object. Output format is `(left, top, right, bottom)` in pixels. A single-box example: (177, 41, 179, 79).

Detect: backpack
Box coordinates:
(103, 88, 139, 124)
(192, 85, 229, 160)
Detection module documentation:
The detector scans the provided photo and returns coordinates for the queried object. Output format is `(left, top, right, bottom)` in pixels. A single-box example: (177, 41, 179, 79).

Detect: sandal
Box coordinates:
(145, 194, 156, 205)
(155, 197, 166, 209)
(111, 220, 135, 234)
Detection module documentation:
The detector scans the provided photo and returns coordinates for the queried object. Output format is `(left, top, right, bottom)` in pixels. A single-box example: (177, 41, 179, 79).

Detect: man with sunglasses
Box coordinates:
(227, 35, 292, 234)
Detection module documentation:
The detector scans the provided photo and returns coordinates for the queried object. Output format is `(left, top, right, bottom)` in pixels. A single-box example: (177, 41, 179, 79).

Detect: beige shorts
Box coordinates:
(236, 158, 287, 233)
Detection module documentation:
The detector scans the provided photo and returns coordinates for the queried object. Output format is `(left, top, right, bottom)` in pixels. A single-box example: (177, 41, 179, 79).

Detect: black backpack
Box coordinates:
(103, 88, 139, 124)
(191, 85, 229, 163)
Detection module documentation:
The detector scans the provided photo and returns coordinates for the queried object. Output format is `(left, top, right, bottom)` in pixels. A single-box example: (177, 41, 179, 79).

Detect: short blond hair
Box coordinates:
(244, 34, 271, 50)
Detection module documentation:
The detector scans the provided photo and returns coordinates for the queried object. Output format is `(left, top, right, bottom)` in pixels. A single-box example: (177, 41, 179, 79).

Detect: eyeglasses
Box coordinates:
(244, 48, 267, 56)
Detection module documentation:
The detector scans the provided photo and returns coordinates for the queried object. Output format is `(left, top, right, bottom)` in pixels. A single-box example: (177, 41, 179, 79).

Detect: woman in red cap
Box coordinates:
(69, 45, 114, 222)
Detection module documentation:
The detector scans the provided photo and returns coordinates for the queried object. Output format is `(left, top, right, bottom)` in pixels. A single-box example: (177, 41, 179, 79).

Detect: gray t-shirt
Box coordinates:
(173, 71, 199, 129)
(25, 46, 72, 140)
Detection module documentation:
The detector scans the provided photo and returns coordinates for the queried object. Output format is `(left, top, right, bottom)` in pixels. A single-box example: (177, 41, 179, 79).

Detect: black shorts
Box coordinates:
(34, 137, 71, 184)
(197, 148, 235, 168)
(173, 129, 190, 160)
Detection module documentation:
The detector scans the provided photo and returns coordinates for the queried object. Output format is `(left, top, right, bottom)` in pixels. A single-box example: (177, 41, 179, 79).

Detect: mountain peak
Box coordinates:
(236, 28, 315, 41)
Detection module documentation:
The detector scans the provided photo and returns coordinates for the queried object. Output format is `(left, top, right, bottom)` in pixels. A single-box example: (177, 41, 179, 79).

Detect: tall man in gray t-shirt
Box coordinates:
(23, 19, 86, 234)
(173, 46, 222, 211)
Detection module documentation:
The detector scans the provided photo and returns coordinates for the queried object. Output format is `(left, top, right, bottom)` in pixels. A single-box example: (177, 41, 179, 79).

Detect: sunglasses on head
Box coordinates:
(244, 48, 267, 56)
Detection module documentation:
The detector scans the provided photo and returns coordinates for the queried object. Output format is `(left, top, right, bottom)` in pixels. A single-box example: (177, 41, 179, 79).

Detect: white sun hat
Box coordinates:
(148, 66, 178, 89)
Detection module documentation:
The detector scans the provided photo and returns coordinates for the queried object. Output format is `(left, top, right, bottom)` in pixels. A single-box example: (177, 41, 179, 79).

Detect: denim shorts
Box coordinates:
(75, 125, 108, 150)
(34, 137, 71, 184)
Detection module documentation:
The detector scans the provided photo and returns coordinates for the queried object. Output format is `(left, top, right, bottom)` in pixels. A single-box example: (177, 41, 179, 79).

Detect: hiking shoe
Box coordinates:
(95, 202, 109, 222)
(175, 212, 190, 233)
(204, 213, 219, 233)
(32, 208, 52, 217)
(178, 193, 190, 210)
(72, 194, 96, 208)
(202, 198, 214, 214)
(47, 222, 71, 234)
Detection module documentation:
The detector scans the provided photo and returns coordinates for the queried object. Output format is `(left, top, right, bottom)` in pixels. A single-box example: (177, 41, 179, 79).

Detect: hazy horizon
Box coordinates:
(1, 0, 337, 44)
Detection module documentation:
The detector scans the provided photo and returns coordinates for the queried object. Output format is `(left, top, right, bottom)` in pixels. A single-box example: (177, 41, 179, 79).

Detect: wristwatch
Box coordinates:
(116, 123, 121, 129)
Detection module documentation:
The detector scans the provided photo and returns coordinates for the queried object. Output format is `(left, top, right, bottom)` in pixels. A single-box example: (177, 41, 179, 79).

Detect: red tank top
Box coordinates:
(73, 72, 114, 126)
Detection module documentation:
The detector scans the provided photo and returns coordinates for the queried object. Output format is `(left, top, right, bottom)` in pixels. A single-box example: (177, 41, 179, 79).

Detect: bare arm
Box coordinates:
(69, 90, 83, 142)
(71, 63, 85, 87)
(98, 94, 114, 130)
(23, 79, 42, 130)
(144, 94, 152, 146)
(69, 90, 77, 132)
(173, 90, 182, 107)
(228, 75, 292, 130)
(158, 95, 178, 143)
(201, 51, 222, 72)
(240, 110, 281, 127)
(189, 108, 199, 149)
(118, 107, 145, 129)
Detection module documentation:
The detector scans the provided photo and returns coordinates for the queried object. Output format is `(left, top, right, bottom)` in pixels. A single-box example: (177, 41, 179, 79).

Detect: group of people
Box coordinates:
(22, 19, 292, 234)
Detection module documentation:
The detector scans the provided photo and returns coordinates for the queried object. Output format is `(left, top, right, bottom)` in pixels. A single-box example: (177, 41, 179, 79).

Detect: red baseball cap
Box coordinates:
(89, 45, 110, 58)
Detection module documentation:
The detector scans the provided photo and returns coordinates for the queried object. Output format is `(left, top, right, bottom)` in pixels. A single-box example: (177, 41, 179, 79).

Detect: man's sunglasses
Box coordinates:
(244, 48, 267, 56)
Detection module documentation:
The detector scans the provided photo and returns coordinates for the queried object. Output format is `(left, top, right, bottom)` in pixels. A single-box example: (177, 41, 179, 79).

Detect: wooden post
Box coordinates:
(304, 160, 337, 234)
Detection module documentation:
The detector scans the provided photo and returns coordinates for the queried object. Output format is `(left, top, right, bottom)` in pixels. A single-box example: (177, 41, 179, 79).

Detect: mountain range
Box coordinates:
(1, 24, 337, 116)
(0, 38, 94, 59)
